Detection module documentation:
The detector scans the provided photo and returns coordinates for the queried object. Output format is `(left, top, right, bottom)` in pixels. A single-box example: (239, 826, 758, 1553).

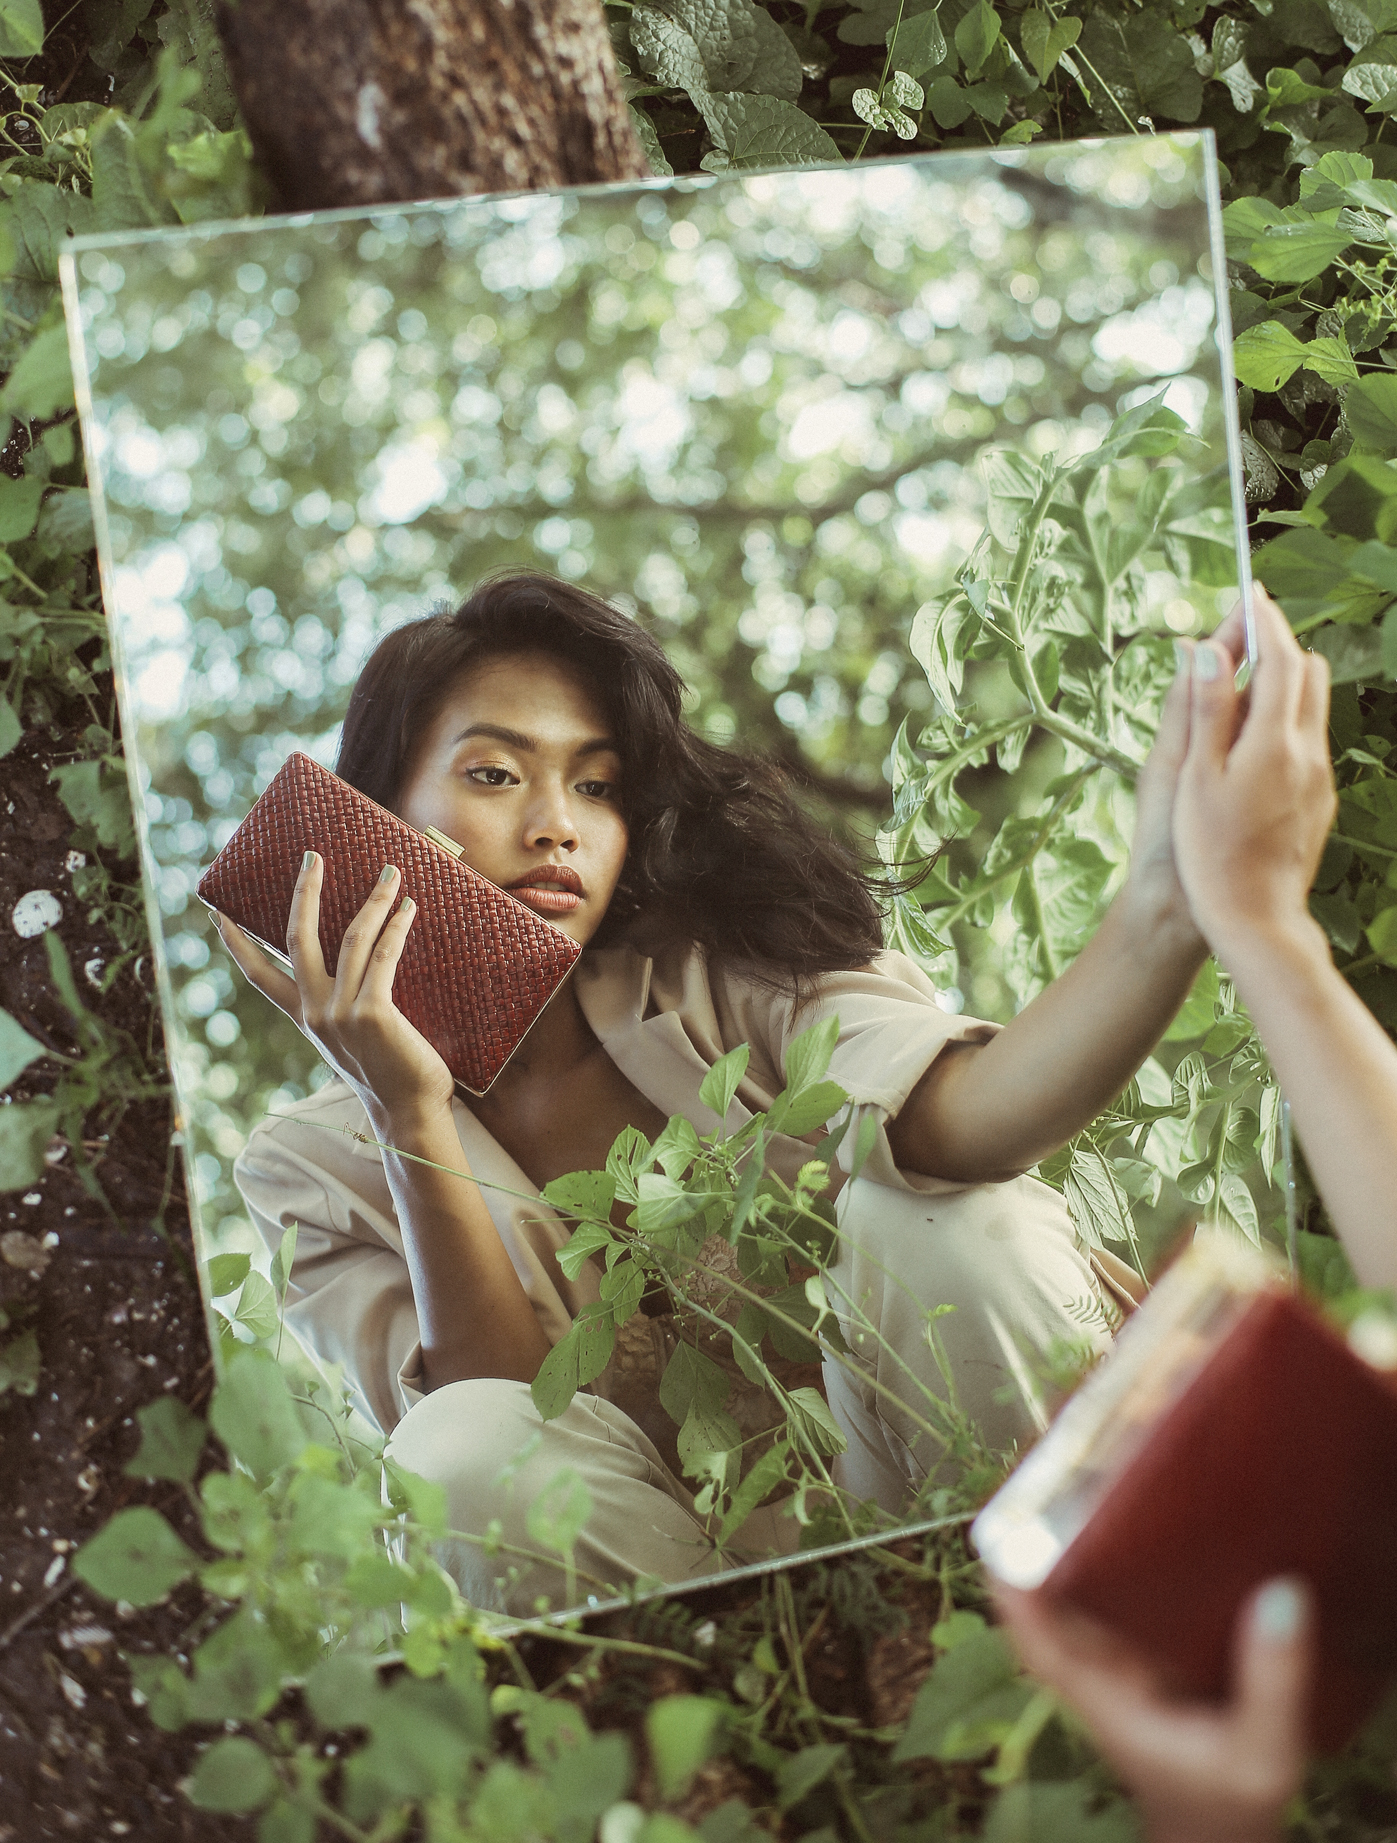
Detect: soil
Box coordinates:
(0, 705, 251, 1840)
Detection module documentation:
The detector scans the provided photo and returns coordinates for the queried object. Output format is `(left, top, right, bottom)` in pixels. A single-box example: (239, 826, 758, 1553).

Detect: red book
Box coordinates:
(972, 1235, 1397, 1751)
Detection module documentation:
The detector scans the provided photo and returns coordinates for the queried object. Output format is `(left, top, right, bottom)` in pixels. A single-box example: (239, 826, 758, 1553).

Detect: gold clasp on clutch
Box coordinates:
(422, 824, 464, 858)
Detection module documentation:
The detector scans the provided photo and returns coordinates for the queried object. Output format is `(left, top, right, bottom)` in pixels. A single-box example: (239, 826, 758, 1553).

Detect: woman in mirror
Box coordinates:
(216, 571, 1208, 1612)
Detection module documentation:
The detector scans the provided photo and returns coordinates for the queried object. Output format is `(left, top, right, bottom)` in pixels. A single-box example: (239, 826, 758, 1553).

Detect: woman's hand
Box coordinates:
(989, 1575, 1311, 1843)
(1118, 641, 1207, 948)
(1172, 589, 1335, 960)
(214, 851, 456, 1127)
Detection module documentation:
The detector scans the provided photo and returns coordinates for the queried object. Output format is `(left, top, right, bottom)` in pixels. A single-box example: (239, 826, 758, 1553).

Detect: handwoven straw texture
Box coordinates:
(196, 753, 580, 1094)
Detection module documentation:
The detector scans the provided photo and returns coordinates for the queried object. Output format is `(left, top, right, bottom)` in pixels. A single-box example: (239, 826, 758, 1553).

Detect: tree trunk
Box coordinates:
(215, 0, 651, 212)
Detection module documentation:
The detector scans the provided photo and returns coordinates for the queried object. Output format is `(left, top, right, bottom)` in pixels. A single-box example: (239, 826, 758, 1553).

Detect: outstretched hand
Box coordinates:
(990, 1575, 1312, 1843)
(212, 851, 456, 1125)
(1172, 589, 1335, 957)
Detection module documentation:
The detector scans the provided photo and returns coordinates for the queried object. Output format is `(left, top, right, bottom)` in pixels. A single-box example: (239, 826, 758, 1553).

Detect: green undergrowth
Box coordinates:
(0, 0, 1396, 1835)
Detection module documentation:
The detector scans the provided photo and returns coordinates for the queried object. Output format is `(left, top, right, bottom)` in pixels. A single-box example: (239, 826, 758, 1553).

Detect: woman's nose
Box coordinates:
(523, 783, 580, 851)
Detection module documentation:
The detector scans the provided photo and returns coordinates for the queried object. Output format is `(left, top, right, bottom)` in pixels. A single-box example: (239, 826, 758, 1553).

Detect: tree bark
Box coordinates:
(215, 0, 651, 212)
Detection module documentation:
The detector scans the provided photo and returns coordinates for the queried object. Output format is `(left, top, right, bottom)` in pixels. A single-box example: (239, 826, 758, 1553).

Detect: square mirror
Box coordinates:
(62, 131, 1246, 1622)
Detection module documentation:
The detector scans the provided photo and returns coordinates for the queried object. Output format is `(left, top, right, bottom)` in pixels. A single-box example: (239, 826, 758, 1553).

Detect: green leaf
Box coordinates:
(0, 1326, 39, 1396)
(0, 322, 74, 424)
(544, 1167, 617, 1224)
(630, 104, 674, 177)
(206, 1251, 252, 1296)
(984, 1782, 1138, 1843)
(1346, 372, 1397, 454)
(926, 72, 973, 126)
(776, 1741, 846, 1810)
(124, 1395, 206, 1482)
(695, 92, 841, 168)
(233, 1268, 280, 1340)
(1209, 1169, 1261, 1245)
(285, 1469, 380, 1560)
(1063, 1145, 1134, 1250)
(954, 0, 1000, 72)
(187, 1736, 276, 1814)
(783, 1013, 839, 1094)
(1163, 958, 1220, 1041)
(1383, 603, 1397, 677)
(650, 1113, 704, 1178)
(305, 1651, 383, 1730)
(1240, 323, 1357, 389)
(0, 1098, 61, 1192)
(0, 475, 43, 543)
(48, 758, 137, 856)
(209, 1347, 309, 1480)
(660, 1339, 731, 1426)
(785, 1384, 848, 1457)
(0, 1009, 46, 1092)
(90, 114, 174, 231)
(544, 1731, 633, 1843)
(0, 699, 19, 760)
(0, 0, 43, 58)
(1250, 525, 1358, 616)
(1019, 7, 1080, 81)
(269, 1222, 297, 1302)
(887, 7, 948, 76)
(853, 84, 919, 137)
(530, 1305, 616, 1419)
(632, 0, 803, 99)
(699, 1042, 750, 1121)
(1245, 219, 1355, 283)
(556, 1218, 614, 1281)
(72, 1506, 196, 1606)
(339, 1677, 480, 1815)
(767, 1078, 848, 1136)
(646, 1695, 730, 1801)
(525, 1465, 593, 1557)
(187, 1608, 291, 1723)
(718, 1439, 791, 1541)
(893, 1622, 1033, 1761)
(1367, 899, 1397, 963)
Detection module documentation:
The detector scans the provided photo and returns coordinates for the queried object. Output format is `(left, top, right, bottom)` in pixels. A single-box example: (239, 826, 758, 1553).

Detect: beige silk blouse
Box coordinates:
(233, 942, 1023, 1439)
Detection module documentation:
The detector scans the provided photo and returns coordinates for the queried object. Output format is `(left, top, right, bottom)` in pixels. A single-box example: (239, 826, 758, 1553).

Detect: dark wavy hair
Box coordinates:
(335, 572, 885, 983)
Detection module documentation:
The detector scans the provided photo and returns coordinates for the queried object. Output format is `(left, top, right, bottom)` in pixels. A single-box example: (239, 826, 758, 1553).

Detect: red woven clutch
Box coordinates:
(195, 752, 581, 1095)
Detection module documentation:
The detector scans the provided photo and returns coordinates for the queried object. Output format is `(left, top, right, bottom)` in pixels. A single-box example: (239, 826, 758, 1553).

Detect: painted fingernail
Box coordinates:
(211, 910, 225, 931)
(303, 850, 317, 872)
(380, 864, 397, 884)
(1173, 639, 1191, 677)
(1193, 643, 1221, 682)
(398, 896, 415, 915)
(1255, 1579, 1303, 1641)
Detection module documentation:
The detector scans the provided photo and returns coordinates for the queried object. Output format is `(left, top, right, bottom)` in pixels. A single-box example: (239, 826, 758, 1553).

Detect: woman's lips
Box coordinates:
(507, 867, 584, 915)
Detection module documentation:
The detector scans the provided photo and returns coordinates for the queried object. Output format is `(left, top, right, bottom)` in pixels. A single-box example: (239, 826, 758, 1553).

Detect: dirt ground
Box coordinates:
(0, 710, 251, 1839)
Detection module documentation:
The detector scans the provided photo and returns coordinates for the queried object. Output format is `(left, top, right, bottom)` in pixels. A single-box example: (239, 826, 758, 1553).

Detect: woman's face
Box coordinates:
(396, 651, 628, 948)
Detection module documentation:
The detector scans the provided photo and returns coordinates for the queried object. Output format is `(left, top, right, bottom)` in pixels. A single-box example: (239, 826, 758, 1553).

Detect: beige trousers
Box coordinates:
(385, 1170, 1114, 1613)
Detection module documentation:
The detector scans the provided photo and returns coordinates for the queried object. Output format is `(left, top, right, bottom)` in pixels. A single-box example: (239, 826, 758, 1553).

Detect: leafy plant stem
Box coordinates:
(853, 0, 905, 159)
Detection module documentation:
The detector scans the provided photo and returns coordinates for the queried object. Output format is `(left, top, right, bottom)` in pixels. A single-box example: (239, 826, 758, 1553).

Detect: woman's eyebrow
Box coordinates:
(450, 722, 619, 758)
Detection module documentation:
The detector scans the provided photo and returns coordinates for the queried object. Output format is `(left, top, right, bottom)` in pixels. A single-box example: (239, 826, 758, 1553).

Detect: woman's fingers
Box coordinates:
(1245, 588, 1307, 731)
(329, 861, 405, 1003)
(213, 912, 304, 1021)
(1232, 1578, 1313, 1791)
(284, 849, 333, 1006)
(355, 893, 418, 1006)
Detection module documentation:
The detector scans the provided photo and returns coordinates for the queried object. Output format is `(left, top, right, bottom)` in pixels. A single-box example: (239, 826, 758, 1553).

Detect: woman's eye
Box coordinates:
(467, 766, 516, 787)
(578, 779, 616, 799)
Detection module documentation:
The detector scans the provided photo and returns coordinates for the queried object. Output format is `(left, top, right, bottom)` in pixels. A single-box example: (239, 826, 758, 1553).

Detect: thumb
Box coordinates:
(1182, 638, 1242, 777)
(1232, 1577, 1312, 1793)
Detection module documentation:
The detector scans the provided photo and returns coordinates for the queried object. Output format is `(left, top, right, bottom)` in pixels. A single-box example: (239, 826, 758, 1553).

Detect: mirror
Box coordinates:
(62, 132, 1243, 1620)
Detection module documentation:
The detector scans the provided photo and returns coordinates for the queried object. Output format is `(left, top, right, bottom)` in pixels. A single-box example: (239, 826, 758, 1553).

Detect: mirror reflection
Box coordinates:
(64, 135, 1241, 1616)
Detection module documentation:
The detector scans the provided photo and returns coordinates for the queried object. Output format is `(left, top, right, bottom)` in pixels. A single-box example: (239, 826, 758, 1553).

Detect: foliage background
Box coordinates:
(1, 0, 1396, 1834)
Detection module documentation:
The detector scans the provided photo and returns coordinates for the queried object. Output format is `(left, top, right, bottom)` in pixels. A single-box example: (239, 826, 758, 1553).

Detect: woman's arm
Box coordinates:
(888, 665, 1209, 1183)
(217, 851, 550, 1390)
(1172, 590, 1397, 1293)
